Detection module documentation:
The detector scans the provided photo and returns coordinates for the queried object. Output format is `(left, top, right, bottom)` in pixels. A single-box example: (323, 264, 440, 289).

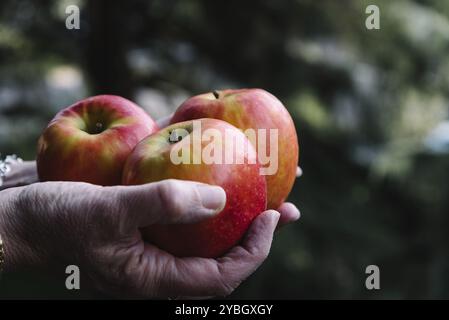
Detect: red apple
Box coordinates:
(37, 95, 158, 185)
(171, 88, 299, 209)
(122, 118, 267, 258)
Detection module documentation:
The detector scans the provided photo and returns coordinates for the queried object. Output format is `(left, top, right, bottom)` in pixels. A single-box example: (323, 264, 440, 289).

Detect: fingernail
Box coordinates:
(296, 167, 303, 178)
(295, 208, 301, 220)
(286, 203, 301, 220)
(197, 185, 227, 212)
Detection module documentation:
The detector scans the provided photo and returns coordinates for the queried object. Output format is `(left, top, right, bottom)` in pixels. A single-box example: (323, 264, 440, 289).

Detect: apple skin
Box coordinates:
(37, 95, 159, 186)
(170, 88, 299, 209)
(122, 118, 267, 258)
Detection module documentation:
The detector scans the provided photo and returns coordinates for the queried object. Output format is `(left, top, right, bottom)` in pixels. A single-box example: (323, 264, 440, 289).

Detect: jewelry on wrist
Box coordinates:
(0, 154, 23, 188)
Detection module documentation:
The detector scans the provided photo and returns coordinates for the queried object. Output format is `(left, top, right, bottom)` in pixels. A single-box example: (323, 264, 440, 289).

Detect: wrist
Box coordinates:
(0, 187, 42, 272)
(0, 159, 38, 191)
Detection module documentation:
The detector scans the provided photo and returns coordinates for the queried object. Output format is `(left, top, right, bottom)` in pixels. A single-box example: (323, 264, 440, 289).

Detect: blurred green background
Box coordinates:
(1, 0, 449, 299)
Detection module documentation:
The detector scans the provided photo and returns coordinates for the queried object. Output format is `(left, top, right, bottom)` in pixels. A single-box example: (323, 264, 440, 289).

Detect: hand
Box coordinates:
(0, 180, 299, 298)
(0, 161, 38, 191)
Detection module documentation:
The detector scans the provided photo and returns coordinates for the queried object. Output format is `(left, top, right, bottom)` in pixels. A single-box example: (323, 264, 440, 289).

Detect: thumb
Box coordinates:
(104, 179, 227, 228)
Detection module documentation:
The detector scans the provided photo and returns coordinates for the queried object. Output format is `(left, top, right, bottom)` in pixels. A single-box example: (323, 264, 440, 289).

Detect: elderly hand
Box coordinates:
(0, 179, 299, 298)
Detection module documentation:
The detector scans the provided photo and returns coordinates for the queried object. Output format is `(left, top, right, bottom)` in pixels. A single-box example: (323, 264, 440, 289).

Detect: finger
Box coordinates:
(277, 202, 301, 229)
(296, 166, 303, 178)
(104, 179, 226, 228)
(142, 210, 280, 298)
(220, 210, 280, 266)
(156, 113, 174, 128)
(212, 211, 280, 294)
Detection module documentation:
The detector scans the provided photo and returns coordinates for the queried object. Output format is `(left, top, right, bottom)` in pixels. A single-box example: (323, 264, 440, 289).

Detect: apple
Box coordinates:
(122, 118, 267, 258)
(170, 88, 299, 209)
(37, 95, 159, 185)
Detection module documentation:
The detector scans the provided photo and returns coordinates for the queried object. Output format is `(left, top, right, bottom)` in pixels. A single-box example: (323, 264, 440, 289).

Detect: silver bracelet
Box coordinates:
(0, 154, 23, 188)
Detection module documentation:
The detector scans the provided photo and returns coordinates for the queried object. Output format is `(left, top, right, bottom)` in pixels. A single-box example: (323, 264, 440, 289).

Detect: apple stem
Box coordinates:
(213, 90, 220, 99)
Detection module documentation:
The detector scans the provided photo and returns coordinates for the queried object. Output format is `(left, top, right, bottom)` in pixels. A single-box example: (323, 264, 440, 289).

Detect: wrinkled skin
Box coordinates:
(0, 115, 301, 299)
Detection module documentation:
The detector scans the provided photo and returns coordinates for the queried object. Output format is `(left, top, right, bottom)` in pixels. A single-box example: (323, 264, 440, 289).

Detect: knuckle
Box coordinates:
(189, 186, 204, 209)
(157, 180, 185, 222)
(255, 247, 270, 261)
(244, 243, 270, 262)
(157, 179, 177, 202)
(252, 250, 269, 263)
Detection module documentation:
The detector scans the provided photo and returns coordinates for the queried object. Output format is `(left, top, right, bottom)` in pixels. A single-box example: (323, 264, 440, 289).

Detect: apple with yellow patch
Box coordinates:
(37, 95, 158, 185)
(171, 88, 299, 209)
